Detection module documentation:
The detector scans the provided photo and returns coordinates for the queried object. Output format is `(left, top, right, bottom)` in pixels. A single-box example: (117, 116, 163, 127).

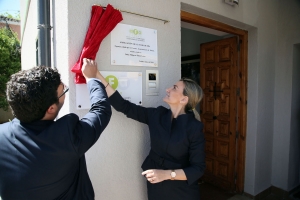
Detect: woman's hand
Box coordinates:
(142, 169, 187, 184)
(142, 169, 169, 184)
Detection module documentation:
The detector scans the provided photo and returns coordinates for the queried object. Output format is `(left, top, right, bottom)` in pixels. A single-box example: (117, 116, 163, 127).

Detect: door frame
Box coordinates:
(181, 11, 248, 193)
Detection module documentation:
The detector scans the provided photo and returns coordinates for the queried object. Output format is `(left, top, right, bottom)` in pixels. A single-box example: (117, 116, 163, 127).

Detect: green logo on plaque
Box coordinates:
(105, 75, 118, 90)
(130, 29, 142, 35)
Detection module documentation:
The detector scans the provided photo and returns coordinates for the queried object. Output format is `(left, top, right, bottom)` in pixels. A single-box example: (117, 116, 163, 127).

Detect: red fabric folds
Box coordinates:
(71, 4, 123, 83)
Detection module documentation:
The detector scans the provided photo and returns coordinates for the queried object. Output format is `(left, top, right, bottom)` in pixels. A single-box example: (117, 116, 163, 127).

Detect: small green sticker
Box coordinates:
(105, 75, 118, 90)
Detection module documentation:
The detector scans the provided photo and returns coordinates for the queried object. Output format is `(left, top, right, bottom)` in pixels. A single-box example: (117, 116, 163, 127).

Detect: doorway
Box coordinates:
(181, 11, 248, 193)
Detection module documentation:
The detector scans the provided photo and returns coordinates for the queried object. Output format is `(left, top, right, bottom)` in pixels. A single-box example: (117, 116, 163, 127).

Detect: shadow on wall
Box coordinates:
(0, 108, 13, 123)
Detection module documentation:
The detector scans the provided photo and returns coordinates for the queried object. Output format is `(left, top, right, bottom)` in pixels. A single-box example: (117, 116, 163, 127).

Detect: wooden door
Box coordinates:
(200, 37, 238, 191)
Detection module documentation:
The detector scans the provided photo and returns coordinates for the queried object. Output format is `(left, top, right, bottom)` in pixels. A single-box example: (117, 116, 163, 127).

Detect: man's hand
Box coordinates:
(82, 58, 98, 82)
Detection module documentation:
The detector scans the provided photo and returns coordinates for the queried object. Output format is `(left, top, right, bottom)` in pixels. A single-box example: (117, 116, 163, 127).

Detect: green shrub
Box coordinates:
(0, 27, 21, 111)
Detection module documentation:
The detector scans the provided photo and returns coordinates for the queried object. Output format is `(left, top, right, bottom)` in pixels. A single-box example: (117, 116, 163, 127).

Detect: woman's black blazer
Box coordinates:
(109, 91, 205, 200)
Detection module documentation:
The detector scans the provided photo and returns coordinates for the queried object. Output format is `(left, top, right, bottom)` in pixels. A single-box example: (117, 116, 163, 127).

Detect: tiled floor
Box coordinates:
(227, 195, 253, 200)
(228, 194, 284, 200)
(235, 188, 300, 200)
(199, 181, 236, 200)
(199, 181, 300, 200)
(229, 193, 300, 200)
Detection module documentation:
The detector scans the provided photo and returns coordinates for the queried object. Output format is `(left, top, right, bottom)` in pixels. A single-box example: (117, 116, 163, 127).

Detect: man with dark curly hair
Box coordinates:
(0, 59, 112, 200)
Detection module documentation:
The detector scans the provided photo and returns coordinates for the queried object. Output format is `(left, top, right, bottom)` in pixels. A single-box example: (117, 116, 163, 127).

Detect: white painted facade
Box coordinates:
(20, 0, 300, 199)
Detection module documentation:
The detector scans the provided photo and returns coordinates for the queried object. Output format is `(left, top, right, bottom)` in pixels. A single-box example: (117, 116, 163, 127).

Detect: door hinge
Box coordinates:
(236, 88, 240, 96)
(236, 131, 239, 139)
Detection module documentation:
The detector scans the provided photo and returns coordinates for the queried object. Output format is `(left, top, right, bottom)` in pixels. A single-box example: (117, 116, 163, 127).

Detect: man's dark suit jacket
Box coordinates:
(0, 79, 111, 200)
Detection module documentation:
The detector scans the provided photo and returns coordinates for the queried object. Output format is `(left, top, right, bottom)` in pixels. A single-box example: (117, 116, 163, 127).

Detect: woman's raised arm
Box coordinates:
(96, 71, 116, 97)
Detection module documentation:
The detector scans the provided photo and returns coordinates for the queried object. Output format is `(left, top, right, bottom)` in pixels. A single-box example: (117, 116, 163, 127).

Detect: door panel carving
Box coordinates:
(200, 37, 238, 191)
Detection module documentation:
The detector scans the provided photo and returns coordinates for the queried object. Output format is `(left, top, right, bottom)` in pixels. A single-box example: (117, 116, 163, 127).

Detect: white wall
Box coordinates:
(273, 0, 300, 191)
(21, 0, 300, 199)
(253, 0, 277, 195)
(51, 0, 71, 115)
(21, 0, 37, 69)
(181, 28, 222, 57)
(55, 1, 181, 199)
(245, 26, 258, 195)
